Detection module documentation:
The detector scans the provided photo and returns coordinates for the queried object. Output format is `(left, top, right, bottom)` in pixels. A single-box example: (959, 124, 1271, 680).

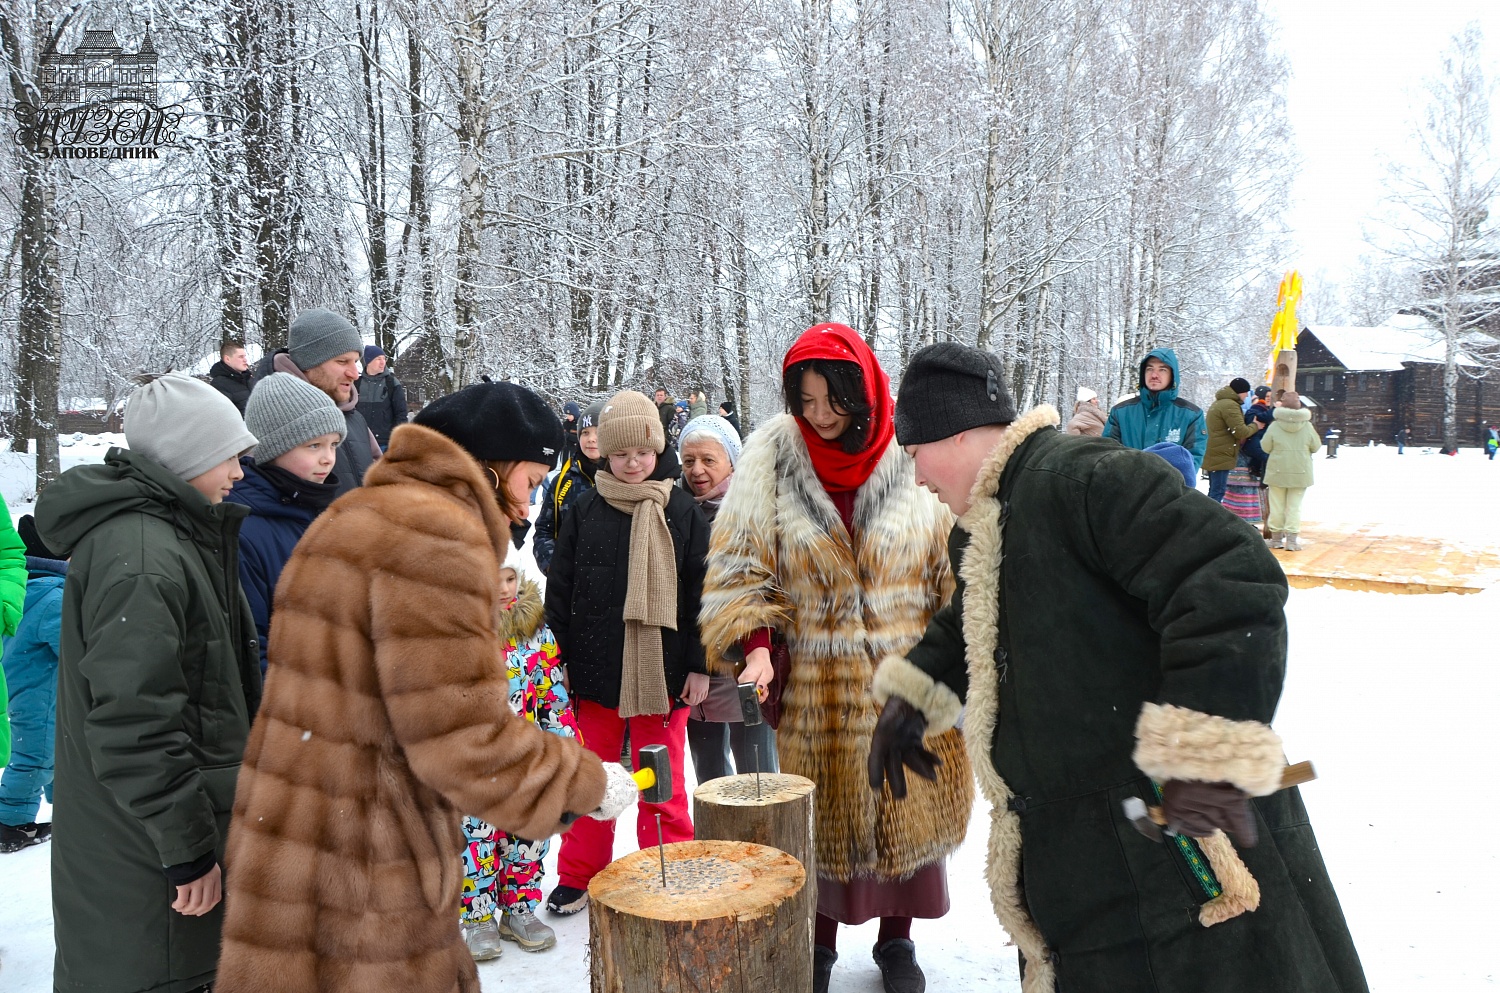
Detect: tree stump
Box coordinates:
(588, 840, 810, 993)
(693, 773, 817, 918)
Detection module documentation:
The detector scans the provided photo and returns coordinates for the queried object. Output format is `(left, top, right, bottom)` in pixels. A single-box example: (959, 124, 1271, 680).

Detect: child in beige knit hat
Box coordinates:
(541, 389, 712, 917)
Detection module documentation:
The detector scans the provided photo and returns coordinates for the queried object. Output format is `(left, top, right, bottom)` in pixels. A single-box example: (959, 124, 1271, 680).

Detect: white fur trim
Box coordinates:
(872, 655, 963, 734)
(1133, 703, 1286, 797)
(954, 406, 1060, 993)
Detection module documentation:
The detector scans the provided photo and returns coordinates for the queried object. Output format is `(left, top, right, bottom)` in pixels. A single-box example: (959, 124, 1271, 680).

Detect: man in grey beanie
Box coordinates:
(32, 372, 264, 993)
(866, 343, 1365, 993)
(252, 307, 382, 495)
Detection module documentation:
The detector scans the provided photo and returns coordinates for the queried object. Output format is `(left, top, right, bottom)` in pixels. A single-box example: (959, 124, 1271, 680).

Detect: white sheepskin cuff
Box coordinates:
(1133, 702, 1285, 797)
(872, 655, 963, 735)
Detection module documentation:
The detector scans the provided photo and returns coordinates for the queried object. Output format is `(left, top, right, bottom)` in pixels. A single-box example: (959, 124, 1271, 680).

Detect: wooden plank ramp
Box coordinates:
(1272, 525, 1500, 594)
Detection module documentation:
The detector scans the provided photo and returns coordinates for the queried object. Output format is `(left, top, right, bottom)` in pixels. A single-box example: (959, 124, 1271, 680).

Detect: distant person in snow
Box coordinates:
(1202, 378, 1260, 503)
(1260, 391, 1322, 551)
(871, 343, 1367, 993)
(717, 398, 742, 437)
(354, 345, 409, 450)
(253, 308, 381, 495)
(1065, 387, 1106, 436)
(209, 341, 254, 415)
(1104, 349, 1208, 470)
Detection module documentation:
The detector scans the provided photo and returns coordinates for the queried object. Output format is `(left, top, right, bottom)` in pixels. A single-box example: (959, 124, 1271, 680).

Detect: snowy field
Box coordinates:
(1, 440, 1497, 990)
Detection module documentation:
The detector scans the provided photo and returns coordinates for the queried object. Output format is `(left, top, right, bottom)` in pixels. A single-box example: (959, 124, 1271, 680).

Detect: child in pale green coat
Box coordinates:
(1259, 391, 1322, 551)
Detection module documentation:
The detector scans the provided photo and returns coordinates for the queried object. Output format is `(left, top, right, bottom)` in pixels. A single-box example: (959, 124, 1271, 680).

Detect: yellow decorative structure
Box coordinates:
(1267, 270, 1302, 395)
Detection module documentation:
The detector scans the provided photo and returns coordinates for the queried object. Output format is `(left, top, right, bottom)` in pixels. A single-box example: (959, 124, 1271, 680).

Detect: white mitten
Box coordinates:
(589, 762, 640, 821)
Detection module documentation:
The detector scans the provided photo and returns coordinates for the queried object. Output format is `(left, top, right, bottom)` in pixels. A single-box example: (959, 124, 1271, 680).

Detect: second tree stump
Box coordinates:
(588, 840, 809, 992)
(693, 773, 817, 926)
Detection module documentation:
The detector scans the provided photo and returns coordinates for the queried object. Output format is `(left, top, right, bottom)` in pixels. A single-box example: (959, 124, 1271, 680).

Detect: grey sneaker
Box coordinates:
(462, 918, 505, 961)
(499, 907, 557, 951)
(1284, 534, 1302, 551)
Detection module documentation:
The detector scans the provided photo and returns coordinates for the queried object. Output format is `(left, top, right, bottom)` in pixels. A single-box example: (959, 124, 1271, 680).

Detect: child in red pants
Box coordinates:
(542, 390, 712, 914)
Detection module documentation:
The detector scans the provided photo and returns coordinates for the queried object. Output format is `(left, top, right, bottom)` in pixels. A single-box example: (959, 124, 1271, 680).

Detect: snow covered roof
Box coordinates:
(1300, 315, 1478, 371)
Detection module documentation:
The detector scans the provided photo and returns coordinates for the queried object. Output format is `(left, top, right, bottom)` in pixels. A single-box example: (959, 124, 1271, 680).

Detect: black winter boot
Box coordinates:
(873, 938, 926, 993)
(813, 945, 837, 993)
(0, 821, 51, 853)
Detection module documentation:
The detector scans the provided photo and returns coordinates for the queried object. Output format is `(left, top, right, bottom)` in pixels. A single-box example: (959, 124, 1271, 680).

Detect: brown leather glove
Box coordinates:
(1161, 780, 1258, 847)
(867, 697, 942, 799)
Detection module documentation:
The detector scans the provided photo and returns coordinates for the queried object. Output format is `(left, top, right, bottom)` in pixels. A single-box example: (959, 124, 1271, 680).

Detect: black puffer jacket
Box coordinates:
(544, 483, 709, 710)
(534, 453, 599, 575)
(209, 361, 253, 414)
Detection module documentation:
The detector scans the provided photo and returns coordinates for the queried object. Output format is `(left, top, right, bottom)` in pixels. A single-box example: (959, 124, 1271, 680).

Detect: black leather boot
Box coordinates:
(873, 938, 926, 993)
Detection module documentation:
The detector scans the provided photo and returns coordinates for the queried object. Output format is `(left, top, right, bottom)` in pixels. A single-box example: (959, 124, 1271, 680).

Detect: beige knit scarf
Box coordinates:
(594, 472, 677, 717)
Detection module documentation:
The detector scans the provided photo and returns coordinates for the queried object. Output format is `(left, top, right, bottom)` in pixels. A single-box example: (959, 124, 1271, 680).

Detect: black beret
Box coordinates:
(413, 382, 564, 466)
(895, 342, 1017, 446)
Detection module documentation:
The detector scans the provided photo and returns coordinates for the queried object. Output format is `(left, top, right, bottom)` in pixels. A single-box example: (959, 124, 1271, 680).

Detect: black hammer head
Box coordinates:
(738, 681, 764, 727)
(637, 744, 673, 804)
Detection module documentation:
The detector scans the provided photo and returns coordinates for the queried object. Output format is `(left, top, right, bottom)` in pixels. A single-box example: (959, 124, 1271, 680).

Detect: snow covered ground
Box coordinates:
(1, 441, 1496, 990)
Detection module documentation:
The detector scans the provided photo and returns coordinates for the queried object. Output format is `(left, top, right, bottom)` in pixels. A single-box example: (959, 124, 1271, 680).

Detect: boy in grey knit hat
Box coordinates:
(229, 373, 349, 674)
(125, 371, 259, 503)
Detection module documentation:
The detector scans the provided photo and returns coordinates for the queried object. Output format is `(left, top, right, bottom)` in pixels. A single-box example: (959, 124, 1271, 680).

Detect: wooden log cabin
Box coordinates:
(1296, 316, 1500, 447)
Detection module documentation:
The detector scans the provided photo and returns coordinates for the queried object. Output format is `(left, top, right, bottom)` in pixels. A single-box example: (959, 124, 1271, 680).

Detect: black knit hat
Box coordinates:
(1229, 377, 1252, 394)
(17, 514, 60, 560)
(413, 382, 564, 465)
(894, 342, 1017, 446)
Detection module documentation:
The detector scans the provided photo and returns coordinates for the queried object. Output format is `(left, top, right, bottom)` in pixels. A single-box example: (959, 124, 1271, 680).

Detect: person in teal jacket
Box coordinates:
(0, 516, 66, 852)
(1104, 348, 1209, 470)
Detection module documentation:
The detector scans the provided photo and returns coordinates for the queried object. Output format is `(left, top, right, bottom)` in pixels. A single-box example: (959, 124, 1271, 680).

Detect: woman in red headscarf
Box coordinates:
(699, 324, 973, 993)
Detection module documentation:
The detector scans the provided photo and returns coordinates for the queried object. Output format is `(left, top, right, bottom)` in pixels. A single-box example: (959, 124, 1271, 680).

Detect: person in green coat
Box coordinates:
(1259, 391, 1322, 552)
(1202, 378, 1259, 503)
(867, 344, 1366, 993)
(1, 496, 28, 774)
(35, 372, 263, 993)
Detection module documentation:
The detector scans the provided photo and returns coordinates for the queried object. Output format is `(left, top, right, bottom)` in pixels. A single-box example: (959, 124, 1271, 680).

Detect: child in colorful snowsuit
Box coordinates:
(461, 557, 581, 959)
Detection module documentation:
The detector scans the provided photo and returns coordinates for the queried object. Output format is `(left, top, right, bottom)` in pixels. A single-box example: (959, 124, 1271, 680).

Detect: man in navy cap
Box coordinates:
(356, 344, 409, 451)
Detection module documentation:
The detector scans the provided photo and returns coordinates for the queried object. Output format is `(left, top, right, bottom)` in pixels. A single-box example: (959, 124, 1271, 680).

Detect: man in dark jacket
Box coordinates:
(868, 343, 1367, 993)
(654, 388, 676, 439)
(208, 342, 253, 414)
(535, 399, 604, 574)
(35, 373, 263, 993)
(254, 308, 381, 495)
(1104, 348, 1208, 469)
(355, 345, 409, 449)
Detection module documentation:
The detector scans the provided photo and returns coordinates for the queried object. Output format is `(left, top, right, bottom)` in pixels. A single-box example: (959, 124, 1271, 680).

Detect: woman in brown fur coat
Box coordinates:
(217, 383, 640, 993)
(699, 323, 973, 993)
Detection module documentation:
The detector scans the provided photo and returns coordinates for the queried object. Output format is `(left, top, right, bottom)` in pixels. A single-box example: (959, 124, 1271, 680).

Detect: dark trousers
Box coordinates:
(686, 718, 779, 784)
(1207, 469, 1230, 503)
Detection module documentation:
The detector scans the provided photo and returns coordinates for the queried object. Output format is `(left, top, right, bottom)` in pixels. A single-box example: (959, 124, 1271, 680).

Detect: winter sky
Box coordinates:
(1264, 0, 1500, 279)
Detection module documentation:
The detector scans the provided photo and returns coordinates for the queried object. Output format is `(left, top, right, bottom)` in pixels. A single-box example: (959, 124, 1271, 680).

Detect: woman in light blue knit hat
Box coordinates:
(227, 373, 348, 673)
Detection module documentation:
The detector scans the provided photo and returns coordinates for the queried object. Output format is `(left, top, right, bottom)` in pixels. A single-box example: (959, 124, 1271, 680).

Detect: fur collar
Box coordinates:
(758, 412, 912, 537)
(1272, 407, 1310, 424)
(957, 406, 1062, 533)
(498, 577, 545, 645)
(364, 424, 512, 565)
(953, 404, 1060, 993)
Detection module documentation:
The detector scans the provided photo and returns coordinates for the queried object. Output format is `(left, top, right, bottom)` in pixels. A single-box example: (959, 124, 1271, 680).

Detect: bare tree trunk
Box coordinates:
(452, 0, 488, 386)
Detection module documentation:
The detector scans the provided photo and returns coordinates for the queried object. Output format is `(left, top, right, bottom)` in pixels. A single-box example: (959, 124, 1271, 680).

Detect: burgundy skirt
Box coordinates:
(816, 861, 951, 924)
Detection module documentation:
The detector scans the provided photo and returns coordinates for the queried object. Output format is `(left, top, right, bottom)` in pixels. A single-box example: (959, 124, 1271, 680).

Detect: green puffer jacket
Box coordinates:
(1202, 386, 1259, 472)
(873, 410, 1366, 993)
(1, 498, 28, 636)
(1260, 407, 1322, 488)
(35, 448, 262, 993)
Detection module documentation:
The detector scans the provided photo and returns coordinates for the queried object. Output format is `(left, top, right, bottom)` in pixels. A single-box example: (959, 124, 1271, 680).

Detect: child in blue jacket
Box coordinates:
(226, 373, 347, 673)
(0, 515, 67, 852)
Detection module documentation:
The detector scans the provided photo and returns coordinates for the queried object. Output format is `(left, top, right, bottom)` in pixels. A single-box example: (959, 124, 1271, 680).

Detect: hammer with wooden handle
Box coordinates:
(1122, 762, 1317, 842)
